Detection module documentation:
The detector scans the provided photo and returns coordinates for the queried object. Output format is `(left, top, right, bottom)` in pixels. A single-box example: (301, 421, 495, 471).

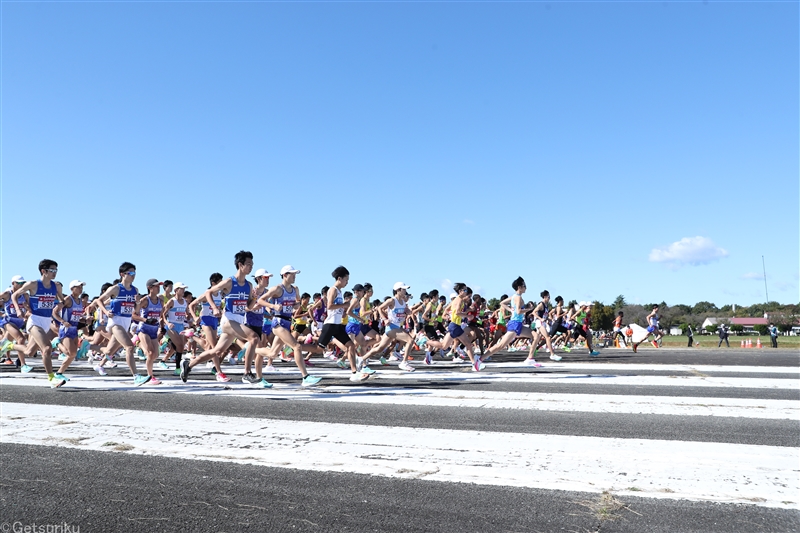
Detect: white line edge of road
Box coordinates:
(1, 402, 797, 511)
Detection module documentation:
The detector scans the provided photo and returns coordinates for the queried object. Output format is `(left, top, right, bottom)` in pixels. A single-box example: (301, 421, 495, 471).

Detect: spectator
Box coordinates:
(717, 324, 730, 348)
(769, 323, 778, 348)
(686, 324, 694, 348)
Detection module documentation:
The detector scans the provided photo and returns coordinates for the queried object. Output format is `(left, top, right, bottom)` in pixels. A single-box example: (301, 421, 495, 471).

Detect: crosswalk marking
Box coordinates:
(1, 402, 797, 510)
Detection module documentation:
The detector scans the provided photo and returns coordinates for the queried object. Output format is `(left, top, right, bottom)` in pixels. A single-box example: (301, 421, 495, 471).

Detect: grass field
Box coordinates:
(656, 335, 800, 349)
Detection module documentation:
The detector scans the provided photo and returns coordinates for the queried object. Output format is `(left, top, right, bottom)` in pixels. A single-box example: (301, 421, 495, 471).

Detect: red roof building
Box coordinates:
(731, 318, 768, 326)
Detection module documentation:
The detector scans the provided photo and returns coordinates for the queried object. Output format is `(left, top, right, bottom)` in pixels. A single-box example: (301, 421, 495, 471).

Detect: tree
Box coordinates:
(612, 295, 626, 310)
(704, 325, 717, 334)
(487, 298, 500, 311)
(590, 301, 614, 331)
(729, 324, 744, 335)
(754, 324, 769, 336)
(693, 301, 718, 315)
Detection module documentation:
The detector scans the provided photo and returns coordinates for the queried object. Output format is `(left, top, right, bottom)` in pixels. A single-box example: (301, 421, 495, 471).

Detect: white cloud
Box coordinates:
(648, 236, 728, 267)
(440, 278, 453, 292)
(741, 272, 764, 280)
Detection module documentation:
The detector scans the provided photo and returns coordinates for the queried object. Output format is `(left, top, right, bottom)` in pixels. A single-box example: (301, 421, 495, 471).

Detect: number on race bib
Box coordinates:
(232, 300, 247, 314)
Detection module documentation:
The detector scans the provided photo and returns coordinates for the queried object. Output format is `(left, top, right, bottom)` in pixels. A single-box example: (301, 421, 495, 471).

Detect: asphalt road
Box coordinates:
(1, 347, 798, 532)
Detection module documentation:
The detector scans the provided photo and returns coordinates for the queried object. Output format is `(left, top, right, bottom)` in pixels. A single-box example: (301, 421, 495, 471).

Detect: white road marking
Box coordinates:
(1, 402, 796, 509)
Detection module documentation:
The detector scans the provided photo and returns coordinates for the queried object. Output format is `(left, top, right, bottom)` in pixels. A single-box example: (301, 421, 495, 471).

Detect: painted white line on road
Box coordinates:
(3, 365, 798, 391)
(1, 373, 796, 419)
(1, 402, 796, 509)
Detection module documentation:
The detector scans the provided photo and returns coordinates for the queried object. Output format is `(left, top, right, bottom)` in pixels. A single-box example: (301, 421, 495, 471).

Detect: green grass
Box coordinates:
(659, 335, 800, 349)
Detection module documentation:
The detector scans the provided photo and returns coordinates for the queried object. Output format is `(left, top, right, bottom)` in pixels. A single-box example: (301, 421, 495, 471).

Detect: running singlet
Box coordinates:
(140, 296, 163, 324)
(510, 297, 525, 322)
(110, 284, 138, 318)
(312, 300, 326, 323)
(388, 298, 408, 327)
(348, 302, 361, 325)
(246, 287, 268, 326)
(649, 314, 658, 327)
(168, 298, 187, 325)
(4, 291, 25, 318)
(225, 277, 252, 316)
(30, 280, 58, 317)
(324, 288, 345, 325)
(450, 300, 464, 326)
(61, 296, 85, 326)
(271, 286, 297, 321)
(294, 304, 309, 325)
(200, 292, 223, 316)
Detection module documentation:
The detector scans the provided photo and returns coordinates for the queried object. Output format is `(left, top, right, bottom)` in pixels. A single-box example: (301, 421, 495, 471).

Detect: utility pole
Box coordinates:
(762, 255, 769, 303)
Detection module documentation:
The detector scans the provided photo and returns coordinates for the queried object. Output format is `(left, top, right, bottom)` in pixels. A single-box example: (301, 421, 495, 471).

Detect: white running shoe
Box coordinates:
(549, 354, 562, 361)
(93, 365, 108, 376)
(349, 372, 369, 382)
(398, 361, 415, 372)
(264, 364, 277, 373)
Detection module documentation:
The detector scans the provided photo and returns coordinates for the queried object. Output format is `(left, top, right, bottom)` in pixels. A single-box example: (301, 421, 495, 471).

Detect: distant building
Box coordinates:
(701, 318, 722, 330)
(730, 317, 768, 332)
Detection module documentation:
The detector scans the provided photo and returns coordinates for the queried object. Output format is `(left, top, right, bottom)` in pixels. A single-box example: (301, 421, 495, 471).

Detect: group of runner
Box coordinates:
(0, 253, 664, 389)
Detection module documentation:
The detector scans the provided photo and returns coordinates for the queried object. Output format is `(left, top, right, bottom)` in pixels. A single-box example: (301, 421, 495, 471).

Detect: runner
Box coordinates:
(180, 251, 260, 384)
(94, 262, 151, 385)
(160, 282, 189, 372)
(484, 277, 538, 365)
(318, 266, 370, 382)
(189, 273, 223, 353)
(360, 282, 417, 372)
(632, 304, 662, 353)
(50, 280, 89, 379)
(528, 290, 560, 362)
(568, 302, 601, 356)
(0, 275, 30, 370)
(253, 265, 323, 387)
(133, 278, 163, 384)
(244, 269, 272, 383)
(611, 311, 627, 348)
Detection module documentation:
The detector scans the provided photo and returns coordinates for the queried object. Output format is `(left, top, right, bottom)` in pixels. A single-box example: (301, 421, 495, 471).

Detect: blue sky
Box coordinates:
(2, 1, 797, 307)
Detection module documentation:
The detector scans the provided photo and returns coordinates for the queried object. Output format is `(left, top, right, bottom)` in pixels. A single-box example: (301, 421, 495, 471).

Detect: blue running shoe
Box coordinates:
(301, 375, 322, 387)
(21, 365, 33, 373)
(133, 374, 152, 386)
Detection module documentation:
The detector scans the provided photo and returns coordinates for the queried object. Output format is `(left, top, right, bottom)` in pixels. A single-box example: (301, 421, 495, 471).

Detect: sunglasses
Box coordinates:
(46, 268, 58, 273)
(126, 271, 136, 276)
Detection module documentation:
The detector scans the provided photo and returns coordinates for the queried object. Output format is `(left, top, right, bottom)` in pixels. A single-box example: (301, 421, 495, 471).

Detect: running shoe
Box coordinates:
(589, 351, 600, 357)
(323, 351, 336, 360)
(179, 358, 190, 382)
(507, 346, 518, 352)
(21, 365, 33, 373)
(455, 347, 467, 358)
(157, 361, 169, 370)
(524, 358, 543, 367)
(379, 357, 389, 366)
(242, 373, 259, 384)
(94, 365, 107, 376)
(361, 366, 376, 375)
(264, 364, 277, 373)
(173, 368, 181, 376)
(355, 356, 365, 372)
(57, 354, 67, 361)
(389, 353, 402, 362)
(104, 360, 118, 369)
(149, 377, 162, 385)
(50, 376, 66, 388)
(304, 360, 315, 367)
(652, 341, 659, 348)
(216, 371, 231, 383)
(259, 378, 273, 389)
(549, 354, 562, 362)
(1, 359, 13, 365)
(562, 345, 572, 353)
(336, 359, 348, 369)
(631, 343, 638, 353)
(133, 374, 151, 386)
(54, 372, 70, 382)
(472, 358, 485, 372)
(301, 375, 322, 387)
(398, 361, 415, 372)
(349, 372, 369, 382)
(424, 352, 433, 365)
(205, 361, 215, 368)
(452, 357, 463, 364)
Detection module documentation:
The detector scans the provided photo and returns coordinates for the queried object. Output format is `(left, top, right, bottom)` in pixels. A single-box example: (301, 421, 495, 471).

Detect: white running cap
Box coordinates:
(69, 280, 86, 289)
(174, 282, 189, 290)
(253, 268, 273, 278)
(393, 282, 410, 291)
(11, 275, 25, 284)
(280, 265, 300, 276)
